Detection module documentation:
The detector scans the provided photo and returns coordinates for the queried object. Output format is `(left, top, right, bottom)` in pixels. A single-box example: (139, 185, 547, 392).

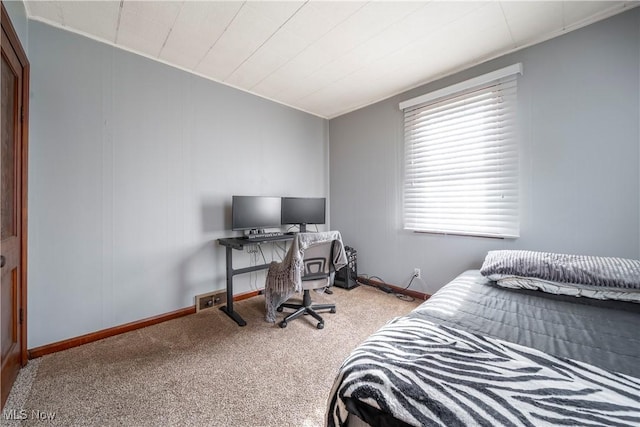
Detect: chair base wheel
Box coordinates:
(277, 289, 336, 329)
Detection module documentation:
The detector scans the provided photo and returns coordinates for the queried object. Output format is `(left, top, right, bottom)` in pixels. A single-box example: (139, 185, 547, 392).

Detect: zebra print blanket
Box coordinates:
(326, 317, 640, 427)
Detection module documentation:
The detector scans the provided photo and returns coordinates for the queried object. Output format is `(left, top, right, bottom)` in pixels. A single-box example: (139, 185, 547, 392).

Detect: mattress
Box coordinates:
(409, 270, 640, 377)
(327, 270, 640, 426)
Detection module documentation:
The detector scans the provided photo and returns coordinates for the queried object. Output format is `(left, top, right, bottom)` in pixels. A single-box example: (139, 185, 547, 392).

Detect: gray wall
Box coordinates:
(28, 21, 328, 348)
(329, 8, 640, 295)
(3, 0, 28, 51)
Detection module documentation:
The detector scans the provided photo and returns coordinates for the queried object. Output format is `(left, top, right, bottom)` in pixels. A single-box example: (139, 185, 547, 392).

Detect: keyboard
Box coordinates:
(243, 232, 286, 241)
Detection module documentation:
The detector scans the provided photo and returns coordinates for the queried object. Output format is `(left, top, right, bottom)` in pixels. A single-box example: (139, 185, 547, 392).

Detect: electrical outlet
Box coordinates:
(413, 268, 421, 279)
(196, 290, 227, 312)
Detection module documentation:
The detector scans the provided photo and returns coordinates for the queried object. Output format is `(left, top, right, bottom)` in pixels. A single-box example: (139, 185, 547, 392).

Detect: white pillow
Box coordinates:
(496, 276, 640, 303)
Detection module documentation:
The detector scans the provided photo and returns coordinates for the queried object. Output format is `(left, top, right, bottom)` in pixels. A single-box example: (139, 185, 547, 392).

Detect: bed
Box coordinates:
(326, 250, 640, 427)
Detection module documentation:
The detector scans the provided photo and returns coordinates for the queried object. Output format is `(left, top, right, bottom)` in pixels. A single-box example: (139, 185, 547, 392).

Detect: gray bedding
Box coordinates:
(408, 269, 640, 377)
(480, 250, 640, 289)
(329, 270, 640, 426)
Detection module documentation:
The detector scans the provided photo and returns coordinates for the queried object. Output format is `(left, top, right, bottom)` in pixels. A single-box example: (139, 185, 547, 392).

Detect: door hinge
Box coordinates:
(20, 106, 24, 122)
(19, 308, 23, 324)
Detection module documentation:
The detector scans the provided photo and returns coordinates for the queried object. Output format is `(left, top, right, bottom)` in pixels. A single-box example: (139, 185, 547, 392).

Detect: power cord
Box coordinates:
(286, 224, 320, 233)
(357, 273, 416, 302)
(246, 244, 267, 291)
(286, 225, 297, 233)
(257, 245, 267, 265)
(356, 274, 382, 289)
(275, 240, 291, 260)
(397, 274, 418, 302)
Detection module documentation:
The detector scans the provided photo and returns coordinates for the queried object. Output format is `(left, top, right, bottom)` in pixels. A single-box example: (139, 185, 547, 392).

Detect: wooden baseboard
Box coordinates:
(28, 306, 196, 359)
(27, 284, 423, 359)
(234, 289, 261, 301)
(28, 290, 263, 359)
(357, 277, 431, 301)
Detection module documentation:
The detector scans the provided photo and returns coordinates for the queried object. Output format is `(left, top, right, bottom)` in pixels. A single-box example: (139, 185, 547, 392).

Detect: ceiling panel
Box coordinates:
(268, 45, 336, 88)
(25, 1, 62, 24)
(226, 29, 309, 89)
(563, 1, 628, 25)
(159, 1, 243, 70)
(225, 49, 288, 89)
(116, 1, 183, 57)
(283, 2, 364, 44)
(435, 2, 515, 62)
(312, 1, 424, 60)
(245, 0, 305, 24)
(57, 1, 120, 42)
(24, 0, 638, 119)
(195, 2, 297, 81)
(252, 27, 310, 63)
(501, 2, 564, 45)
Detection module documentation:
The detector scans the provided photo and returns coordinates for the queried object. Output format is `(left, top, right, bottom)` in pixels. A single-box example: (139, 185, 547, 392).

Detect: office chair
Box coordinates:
(272, 233, 346, 329)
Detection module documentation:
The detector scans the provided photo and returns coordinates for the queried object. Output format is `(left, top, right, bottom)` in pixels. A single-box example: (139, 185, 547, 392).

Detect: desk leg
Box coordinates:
(220, 246, 247, 326)
(220, 305, 247, 327)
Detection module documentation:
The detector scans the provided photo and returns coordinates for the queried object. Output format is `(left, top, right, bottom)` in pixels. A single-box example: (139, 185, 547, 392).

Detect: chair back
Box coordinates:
(300, 240, 336, 288)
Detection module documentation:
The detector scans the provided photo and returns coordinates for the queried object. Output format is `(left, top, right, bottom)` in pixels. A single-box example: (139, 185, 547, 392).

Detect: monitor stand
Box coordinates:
(299, 224, 307, 233)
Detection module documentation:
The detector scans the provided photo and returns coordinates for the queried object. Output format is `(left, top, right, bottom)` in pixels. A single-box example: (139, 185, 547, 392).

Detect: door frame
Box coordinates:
(1, 1, 29, 368)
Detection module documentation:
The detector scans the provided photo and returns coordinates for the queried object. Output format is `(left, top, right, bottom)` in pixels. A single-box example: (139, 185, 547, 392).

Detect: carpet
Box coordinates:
(2, 285, 422, 426)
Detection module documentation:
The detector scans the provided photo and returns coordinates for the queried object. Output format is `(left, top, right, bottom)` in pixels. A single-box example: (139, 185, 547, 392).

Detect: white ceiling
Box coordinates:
(24, 1, 638, 119)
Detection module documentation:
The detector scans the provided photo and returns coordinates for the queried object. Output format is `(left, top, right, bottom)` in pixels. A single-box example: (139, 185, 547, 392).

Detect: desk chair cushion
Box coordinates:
(264, 231, 347, 323)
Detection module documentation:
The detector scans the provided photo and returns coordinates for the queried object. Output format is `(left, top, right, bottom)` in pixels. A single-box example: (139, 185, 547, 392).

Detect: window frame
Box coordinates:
(400, 64, 522, 239)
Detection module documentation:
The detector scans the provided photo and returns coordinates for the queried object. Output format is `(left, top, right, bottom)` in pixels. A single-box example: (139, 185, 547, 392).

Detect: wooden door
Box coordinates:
(1, 4, 29, 409)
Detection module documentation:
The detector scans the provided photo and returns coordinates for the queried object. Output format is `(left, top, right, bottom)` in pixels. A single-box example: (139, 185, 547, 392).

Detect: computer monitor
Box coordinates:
(232, 196, 282, 232)
(281, 197, 326, 232)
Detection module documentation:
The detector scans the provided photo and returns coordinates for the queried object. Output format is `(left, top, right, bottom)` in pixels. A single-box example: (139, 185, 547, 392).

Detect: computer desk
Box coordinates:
(217, 234, 294, 326)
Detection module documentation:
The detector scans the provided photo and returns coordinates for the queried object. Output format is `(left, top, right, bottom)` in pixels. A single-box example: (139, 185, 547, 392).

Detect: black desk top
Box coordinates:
(218, 234, 294, 250)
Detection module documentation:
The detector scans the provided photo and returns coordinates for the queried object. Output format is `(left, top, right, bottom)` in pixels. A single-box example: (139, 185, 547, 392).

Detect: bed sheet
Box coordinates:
(409, 270, 640, 377)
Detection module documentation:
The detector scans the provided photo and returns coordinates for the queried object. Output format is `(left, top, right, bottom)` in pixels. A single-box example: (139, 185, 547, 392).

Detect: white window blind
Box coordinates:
(402, 66, 521, 238)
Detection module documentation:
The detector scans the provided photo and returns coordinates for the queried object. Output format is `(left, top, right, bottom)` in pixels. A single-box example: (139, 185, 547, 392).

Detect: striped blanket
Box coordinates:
(480, 250, 640, 290)
(326, 317, 640, 427)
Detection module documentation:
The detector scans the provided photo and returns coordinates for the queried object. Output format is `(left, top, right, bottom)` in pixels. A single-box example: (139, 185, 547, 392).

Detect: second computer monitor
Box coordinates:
(281, 197, 326, 232)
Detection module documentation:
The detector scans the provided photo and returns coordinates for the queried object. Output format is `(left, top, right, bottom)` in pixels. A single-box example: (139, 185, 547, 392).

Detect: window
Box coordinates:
(401, 64, 522, 238)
